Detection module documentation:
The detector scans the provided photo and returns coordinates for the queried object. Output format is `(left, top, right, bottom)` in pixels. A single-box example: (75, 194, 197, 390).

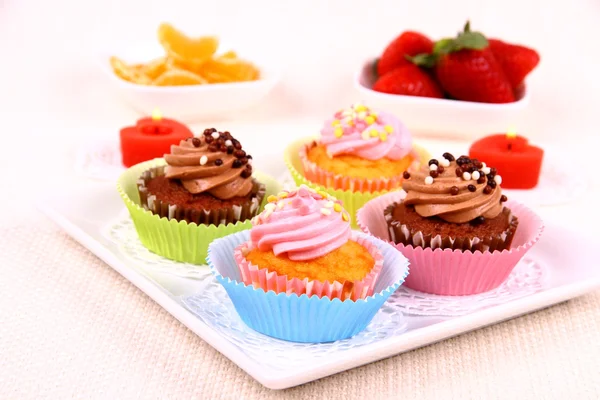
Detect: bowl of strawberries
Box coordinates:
(355, 22, 540, 137)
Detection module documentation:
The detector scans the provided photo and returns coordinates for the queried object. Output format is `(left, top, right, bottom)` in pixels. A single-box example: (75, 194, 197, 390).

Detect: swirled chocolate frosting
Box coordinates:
(402, 153, 508, 224)
(164, 128, 254, 200)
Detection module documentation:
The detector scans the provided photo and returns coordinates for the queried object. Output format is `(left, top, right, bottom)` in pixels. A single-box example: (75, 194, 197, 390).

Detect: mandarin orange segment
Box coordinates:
(152, 68, 207, 86)
(157, 23, 218, 65)
(110, 56, 152, 85)
(199, 57, 260, 83)
(142, 57, 168, 80)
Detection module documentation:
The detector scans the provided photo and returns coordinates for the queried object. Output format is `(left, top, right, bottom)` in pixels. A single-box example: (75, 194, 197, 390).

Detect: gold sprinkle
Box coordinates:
(333, 203, 342, 212)
(278, 191, 289, 198)
(371, 112, 378, 119)
(370, 129, 379, 137)
(331, 119, 340, 126)
(384, 125, 394, 133)
(354, 104, 367, 112)
(380, 132, 388, 142)
(342, 213, 349, 222)
(267, 195, 277, 203)
(334, 127, 343, 138)
(348, 120, 354, 126)
(317, 190, 329, 199)
(365, 116, 375, 125)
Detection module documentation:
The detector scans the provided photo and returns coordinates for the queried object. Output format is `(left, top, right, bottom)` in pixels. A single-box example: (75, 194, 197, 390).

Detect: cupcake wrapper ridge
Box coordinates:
(207, 230, 410, 343)
(234, 233, 384, 301)
(384, 203, 518, 253)
(284, 137, 431, 228)
(357, 191, 544, 296)
(117, 158, 280, 265)
(137, 166, 265, 226)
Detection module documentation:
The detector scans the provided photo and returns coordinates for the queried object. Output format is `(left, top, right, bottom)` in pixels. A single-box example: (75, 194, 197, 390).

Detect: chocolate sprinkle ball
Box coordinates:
(191, 137, 201, 147)
(403, 171, 411, 179)
(443, 152, 455, 161)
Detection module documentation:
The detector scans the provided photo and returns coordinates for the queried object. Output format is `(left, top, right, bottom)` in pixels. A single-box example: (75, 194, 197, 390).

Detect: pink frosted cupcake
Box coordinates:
(235, 185, 384, 301)
(299, 103, 419, 193)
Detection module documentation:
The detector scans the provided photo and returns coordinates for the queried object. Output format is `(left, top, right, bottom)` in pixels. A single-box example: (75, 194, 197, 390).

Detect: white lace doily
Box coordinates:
(104, 213, 209, 280)
(107, 213, 546, 318)
(75, 139, 586, 206)
(181, 277, 408, 370)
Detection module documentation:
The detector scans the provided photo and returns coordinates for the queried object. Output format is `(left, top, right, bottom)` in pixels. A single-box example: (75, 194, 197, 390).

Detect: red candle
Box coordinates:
(469, 130, 544, 189)
(120, 109, 193, 167)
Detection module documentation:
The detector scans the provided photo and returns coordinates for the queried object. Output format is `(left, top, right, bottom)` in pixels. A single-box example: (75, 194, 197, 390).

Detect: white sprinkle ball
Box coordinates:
(440, 158, 450, 167)
(481, 162, 487, 169)
(424, 176, 434, 185)
(211, 132, 220, 139)
(472, 171, 481, 180)
(429, 164, 438, 171)
(277, 201, 285, 210)
(225, 140, 233, 147)
(494, 175, 503, 185)
(247, 158, 253, 165)
(263, 210, 273, 220)
(325, 201, 334, 208)
(200, 155, 208, 165)
(482, 167, 491, 175)
(462, 172, 472, 181)
(264, 203, 276, 212)
(320, 208, 332, 216)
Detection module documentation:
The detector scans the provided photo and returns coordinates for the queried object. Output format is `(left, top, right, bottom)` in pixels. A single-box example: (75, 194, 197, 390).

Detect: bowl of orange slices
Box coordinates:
(101, 23, 280, 121)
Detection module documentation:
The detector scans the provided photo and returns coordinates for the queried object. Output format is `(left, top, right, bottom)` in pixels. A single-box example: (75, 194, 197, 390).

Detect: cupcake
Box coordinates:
(206, 184, 410, 343)
(301, 103, 416, 192)
(117, 128, 278, 265)
(137, 128, 264, 225)
(386, 153, 517, 252)
(285, 103, 430, 227)
(357, 152, 544, 296)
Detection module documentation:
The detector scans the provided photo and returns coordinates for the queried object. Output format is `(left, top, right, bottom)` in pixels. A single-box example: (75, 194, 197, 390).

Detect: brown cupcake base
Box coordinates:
(384, 202, 518, 252)
(137, 166, 265, 226)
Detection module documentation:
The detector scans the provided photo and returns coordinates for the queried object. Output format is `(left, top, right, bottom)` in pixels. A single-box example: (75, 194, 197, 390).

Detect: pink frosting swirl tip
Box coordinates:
(319, 103, 412, 161)
(249, 185, 351, 261)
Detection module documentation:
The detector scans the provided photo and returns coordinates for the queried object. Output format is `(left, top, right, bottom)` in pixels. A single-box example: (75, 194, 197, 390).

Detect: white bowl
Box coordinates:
(354, 58, 530, 138)
(98, 41, 280, 122)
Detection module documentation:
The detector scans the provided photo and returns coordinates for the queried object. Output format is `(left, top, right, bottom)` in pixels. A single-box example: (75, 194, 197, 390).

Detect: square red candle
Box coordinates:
(469, 130, 544, 189)
(120, 109, 194, 167)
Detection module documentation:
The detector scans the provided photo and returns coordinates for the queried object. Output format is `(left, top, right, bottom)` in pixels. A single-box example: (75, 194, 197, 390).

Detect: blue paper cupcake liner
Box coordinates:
(207, 230, 410, 343)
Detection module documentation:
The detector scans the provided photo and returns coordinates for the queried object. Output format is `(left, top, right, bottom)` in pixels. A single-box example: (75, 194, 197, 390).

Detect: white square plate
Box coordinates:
(38, 182, 600, 389)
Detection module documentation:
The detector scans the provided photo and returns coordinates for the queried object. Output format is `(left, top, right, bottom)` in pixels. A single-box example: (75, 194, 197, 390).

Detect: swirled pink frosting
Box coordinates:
(249, 185, 352, 261)
(319, 104, 412, 160)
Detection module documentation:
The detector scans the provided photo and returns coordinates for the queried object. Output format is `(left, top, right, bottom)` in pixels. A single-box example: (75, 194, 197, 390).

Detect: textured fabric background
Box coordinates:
(1, 214, 599, 399)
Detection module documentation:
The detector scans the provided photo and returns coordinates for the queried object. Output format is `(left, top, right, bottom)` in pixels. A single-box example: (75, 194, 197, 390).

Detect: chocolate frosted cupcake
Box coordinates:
(385, 153, 518, 252)
(137, 128, 265, 226)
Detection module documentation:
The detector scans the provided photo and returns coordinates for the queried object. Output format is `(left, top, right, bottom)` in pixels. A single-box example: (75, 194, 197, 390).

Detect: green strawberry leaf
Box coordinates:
(433, 38, 456, 55)
(406, 53, 437, 68)
(455, 31, 488, 50)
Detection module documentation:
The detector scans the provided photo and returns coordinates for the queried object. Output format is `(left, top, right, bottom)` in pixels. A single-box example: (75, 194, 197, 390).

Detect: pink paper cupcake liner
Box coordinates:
(357, 191, 544, 296)
(298, 142, 419, 193)
(233, 233, 384, 301)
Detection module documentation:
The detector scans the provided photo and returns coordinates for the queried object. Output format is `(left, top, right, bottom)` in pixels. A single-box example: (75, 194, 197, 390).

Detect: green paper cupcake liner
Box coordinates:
(284, 137, 431, 228)
(117, 158, 281, 265)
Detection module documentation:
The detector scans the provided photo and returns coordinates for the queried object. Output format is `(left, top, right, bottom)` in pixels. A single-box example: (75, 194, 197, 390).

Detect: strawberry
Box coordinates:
(377, 31, 434, 77)
(415, 22, 515, 103)
(373, 64, 443, 98)
(488, 38, 540, 88)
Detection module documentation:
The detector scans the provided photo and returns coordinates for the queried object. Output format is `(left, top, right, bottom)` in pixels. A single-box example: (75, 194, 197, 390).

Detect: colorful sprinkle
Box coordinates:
(333, 203, 342, 212)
